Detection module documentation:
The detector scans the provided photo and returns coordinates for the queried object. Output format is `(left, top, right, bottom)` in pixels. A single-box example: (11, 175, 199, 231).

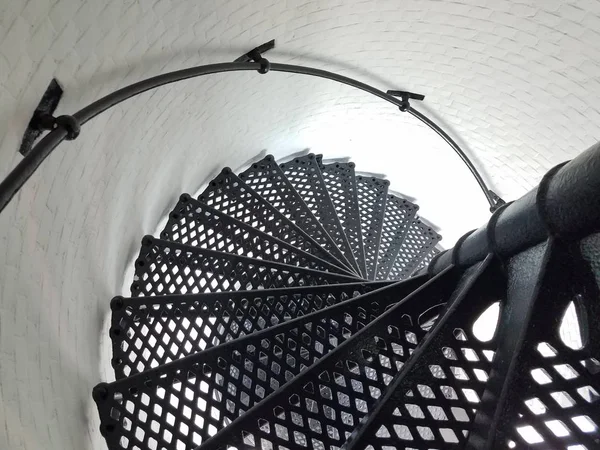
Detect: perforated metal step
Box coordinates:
(387, 219, 442, 281)
(346, 256, 501, 449)
(375, 194, 418, 281)
(93, 152, 600, 450)
(93, 277, 424, 449)
(198, 168, 353, 275)
(320, 161, 367, 279)
(160, 195, 351, 275)
(416, 247, 441, 272)
(130, 237, 357, 297)
(92, 155, 468, 450)
(110, 281, 391, 379)
(356, 175, 389, 280)
(280, 154, 360, 275)
(195, 272, 453, 450)
(239, 156, 353, 272)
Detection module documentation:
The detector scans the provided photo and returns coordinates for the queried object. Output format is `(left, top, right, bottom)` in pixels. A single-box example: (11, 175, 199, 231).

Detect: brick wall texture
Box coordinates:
(1, 1, 600, 449)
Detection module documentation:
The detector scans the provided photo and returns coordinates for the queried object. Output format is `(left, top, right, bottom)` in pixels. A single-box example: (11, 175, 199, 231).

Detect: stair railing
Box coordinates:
(0, 59, 502, 217)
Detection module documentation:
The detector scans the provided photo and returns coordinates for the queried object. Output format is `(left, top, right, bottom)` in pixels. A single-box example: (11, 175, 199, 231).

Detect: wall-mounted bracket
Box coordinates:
(387, 90, 425, 111)
(234, 39, 275, 63)
(488, 190, 506, 212)
(19, 79, 64, 156)
(1, 56, 523, 214)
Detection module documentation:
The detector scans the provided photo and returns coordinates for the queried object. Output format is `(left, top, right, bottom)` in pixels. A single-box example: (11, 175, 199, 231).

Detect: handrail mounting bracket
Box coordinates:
(19, 78, 64, 156)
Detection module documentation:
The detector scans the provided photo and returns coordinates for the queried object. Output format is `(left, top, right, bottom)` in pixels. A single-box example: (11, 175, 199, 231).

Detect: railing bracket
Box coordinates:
(387, 90, 425, 112)
(234, 39, 275, 63)
(19, 78, 64, 156)
(488, 190, 506, 212)
(235, 39, 275, 74)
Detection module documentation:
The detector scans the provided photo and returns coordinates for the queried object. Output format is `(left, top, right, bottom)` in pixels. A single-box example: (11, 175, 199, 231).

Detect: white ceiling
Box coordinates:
(1, 1, 600, 449)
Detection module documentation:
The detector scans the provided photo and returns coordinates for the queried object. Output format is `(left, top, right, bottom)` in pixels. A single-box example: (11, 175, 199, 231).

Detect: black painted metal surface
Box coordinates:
(91, 144, 600, 450)
(94, 276, 426, 449)
(0, 59, 501, 215)
(110, 281, 391, 379)
(416, 246, 441, 272)
(161, 195, 351, 275)
(234, 39, 275, 63)
(346, 255, 504, 449)
(430, 141, 600, 275)
(239, 155, 354, 272)
(375, 194, 418, 280)
(18, 78, 64, 156)
(196, 271, 454, 450)
(280, 154, 360, 275)
(387, 219, 441, 281)
(356, 176, 389, 280)
(467, 239, 600, 449)
(321, 161, 368, 279)
(198, 168, 353, 275)
(130, 237, 357, 297)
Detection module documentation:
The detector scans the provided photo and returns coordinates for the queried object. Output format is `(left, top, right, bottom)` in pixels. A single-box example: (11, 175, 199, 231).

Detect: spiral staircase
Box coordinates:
(90, 150, 600, 450)
(0, 42, 596, 449)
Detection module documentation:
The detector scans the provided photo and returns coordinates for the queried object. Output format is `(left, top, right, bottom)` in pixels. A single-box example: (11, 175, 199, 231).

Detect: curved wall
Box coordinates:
(1, 1, 599, 448)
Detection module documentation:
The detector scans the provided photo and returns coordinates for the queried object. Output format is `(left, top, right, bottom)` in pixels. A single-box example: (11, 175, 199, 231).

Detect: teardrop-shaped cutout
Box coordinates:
(472, 302, 500, 342)
(559, 299, 588, 350)
(418, 303, 446, 331)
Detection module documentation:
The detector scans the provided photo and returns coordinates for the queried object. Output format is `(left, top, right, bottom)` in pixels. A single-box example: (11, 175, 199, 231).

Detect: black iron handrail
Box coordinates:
(0, 60, 499, 214)
(427, 140, 600, 274)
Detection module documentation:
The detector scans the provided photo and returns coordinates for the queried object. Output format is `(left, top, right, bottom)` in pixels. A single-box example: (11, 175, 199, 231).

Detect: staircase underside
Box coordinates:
(93, 153, 600, 450)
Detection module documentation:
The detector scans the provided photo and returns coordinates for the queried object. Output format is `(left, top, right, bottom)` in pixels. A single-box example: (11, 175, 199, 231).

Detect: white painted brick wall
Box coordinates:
(1, 1, 600, 449)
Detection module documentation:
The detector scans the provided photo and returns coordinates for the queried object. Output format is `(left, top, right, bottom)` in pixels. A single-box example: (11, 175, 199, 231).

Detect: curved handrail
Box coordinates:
(0, 61, 497, 214)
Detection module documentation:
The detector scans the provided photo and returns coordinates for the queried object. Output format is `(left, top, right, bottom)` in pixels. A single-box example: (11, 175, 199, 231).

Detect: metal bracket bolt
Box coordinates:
(488, 190, 506, 212)
(387, 90, 425, 112)
(235, 39, 275, 74)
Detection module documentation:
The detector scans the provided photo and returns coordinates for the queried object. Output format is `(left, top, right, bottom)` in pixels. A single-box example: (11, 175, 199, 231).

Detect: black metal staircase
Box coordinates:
(1, 45, 598, 450)
(92, 146, 600, 450)
(93, 152, 446, 449)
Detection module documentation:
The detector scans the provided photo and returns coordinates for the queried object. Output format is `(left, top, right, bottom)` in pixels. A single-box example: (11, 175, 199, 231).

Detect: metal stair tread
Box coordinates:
(131, 237, 359, 297)
(160, 194, 355, 276)
(320, 160, 368, 278)
(197, 167, 354, 275)
(356, 175, 389, 280)
(94, 277, 423, 449)
(279, 154, 360, 276)
(110, 281, 392, 378)
(238, 155, 355, 273)
(375, 193, 419, 281)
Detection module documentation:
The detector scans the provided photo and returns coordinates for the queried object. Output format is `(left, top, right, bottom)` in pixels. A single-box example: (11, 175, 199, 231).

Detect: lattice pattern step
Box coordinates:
(198, 168, 352, 275)
(93, 277, 425, 449)
(346, 256, 503, 449)
(388, 219, 442, 281)
(94, 151, 600, 450)
(375, 194, 418, 281)
(416, 247, 441, 272)
(280, 154, 360, 275)
(110, 281, 391, 379)
(356, 175, 389, 280)
(197, 272, 456, 450)
(130, 237, 357, 297)
(320, 161, 367, 278)
(93, 154, 465, 450)
(160, 195, 350, 275)
(239, 156, 352, 271)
